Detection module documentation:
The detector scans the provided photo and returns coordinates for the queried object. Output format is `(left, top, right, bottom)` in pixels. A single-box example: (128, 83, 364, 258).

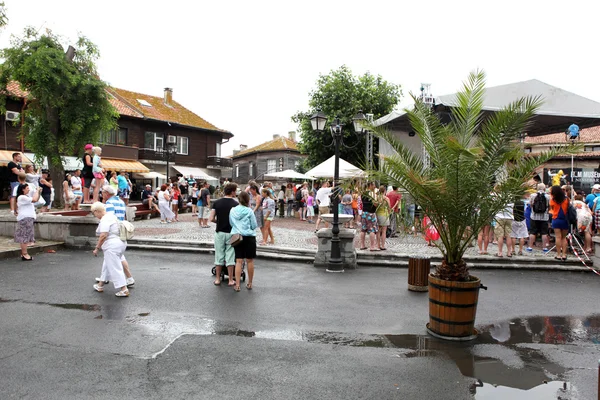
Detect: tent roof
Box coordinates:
(375, 79, 600, 135)
(264, 169, 314, 180)
(305, 156, 365, 178)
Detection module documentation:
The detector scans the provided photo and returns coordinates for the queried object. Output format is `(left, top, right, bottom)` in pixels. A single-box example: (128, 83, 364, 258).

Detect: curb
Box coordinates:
(126, 238, 595, 272)
(0, 242, 64, 260)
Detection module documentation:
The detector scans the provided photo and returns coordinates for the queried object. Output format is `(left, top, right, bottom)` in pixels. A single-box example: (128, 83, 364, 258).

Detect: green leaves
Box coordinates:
(370, 70, 572, 280)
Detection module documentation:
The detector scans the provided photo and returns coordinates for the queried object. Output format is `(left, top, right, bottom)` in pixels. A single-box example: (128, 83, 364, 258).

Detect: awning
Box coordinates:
(101, 158, 150, 173)
(0, 151, 33, 167)
(135, 171, 167, 179)
(172, 165, 217, 181)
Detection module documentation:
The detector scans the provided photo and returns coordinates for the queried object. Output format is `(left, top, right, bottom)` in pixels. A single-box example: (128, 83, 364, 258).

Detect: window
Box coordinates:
(249, 163, 253, 176)
(176, 136, 189, 155)
(101, 127, 127, 145)
(144, 132, 163, 151)
(294, 160, 300, 170)
(267, 159, 276, 173)
(215, 142, 221, 157)
(585, 146, 600, 152)
(235, 164, 239, 178)
(137, 99, 152, 107)
(278, 157, 284, 171)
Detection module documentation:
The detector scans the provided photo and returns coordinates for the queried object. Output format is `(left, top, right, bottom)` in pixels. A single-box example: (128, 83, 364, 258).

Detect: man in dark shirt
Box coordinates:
(8, 152, 23, 214)
(359, 182, 379, 251)
(209, 183, 238, 286)
(141, 184, 159, 212)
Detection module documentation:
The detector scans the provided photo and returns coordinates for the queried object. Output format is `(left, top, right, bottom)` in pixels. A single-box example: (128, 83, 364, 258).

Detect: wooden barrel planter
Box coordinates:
(427, 274, 486, 341)
(408, 256, 430, 292)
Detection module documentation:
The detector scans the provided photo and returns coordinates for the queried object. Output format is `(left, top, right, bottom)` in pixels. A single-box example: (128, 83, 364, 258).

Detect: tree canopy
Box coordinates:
(0, 28, 117, 205)
(292, 65, 401, 170)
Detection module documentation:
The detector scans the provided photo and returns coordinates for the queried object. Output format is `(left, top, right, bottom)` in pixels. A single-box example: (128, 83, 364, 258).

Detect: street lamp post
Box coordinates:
(163, 142, 177, 183)
(310, 110, 343, 272)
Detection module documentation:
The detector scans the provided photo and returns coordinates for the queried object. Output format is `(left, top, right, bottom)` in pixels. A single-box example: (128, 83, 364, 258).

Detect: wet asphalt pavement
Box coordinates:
(0, 249, 598, 399)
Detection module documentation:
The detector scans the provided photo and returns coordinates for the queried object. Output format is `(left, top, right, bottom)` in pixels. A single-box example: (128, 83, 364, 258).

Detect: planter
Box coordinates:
(426, 274, 486, 341)
(408, 256, 430, 292)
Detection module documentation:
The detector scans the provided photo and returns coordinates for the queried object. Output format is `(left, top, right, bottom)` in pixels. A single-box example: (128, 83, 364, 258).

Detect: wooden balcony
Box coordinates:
(101, 144, 139, 160)
(207, 156, 233, 170)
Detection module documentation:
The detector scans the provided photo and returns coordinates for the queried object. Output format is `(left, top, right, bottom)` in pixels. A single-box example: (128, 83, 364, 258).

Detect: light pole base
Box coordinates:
(314, 228, 357, 270)
(325, 267, 345, 273)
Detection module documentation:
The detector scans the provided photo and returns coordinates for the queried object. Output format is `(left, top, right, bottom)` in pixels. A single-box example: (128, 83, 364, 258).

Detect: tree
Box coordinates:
(0, 28, 117, 207)
(292, 65, 401, 170)
(372, 70, 576, 281)
(0, 2, 8, 29)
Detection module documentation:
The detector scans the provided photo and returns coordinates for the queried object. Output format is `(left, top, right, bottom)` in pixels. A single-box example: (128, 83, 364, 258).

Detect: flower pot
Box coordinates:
(426, 274, 482, 341)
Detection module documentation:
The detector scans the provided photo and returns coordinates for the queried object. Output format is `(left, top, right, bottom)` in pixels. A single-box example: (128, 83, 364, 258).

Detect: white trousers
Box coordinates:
(100, 238, 127, 289)
(159, 202, 175, 220)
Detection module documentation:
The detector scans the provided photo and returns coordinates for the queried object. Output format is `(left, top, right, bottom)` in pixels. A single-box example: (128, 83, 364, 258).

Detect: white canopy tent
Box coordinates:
(172, 165, 219, 186)
(264, 169, 315, 180)
(134, 171, 167, 180)
(305, 156, 366, 179)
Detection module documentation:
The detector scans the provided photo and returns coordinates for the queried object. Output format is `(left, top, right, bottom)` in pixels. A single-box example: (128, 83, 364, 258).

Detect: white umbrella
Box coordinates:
(264, 169, 314, 180)
(135, 171, 167, 179)
(305, 156, 365, 178)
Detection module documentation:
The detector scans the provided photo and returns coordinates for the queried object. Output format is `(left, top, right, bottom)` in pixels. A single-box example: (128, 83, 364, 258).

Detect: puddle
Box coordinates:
(48, 303, 101, 312)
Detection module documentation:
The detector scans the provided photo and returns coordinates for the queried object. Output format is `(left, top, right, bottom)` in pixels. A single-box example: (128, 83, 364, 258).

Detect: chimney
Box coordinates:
(164, 87, 173, 106)
(240, 144, 248, 150)
(273, 134, 280, 139)
(288, 131, 296, 141)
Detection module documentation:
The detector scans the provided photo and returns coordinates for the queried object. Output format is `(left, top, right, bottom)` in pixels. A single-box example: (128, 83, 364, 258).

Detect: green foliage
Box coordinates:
(0, 2, 7, 29)
(371, 70, 579, 281)
(0, 28, 117, 205)
(292, 65, 401, 169)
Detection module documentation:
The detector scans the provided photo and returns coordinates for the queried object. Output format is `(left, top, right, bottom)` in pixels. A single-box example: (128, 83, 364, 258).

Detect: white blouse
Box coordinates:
(17, 195, 36, 221)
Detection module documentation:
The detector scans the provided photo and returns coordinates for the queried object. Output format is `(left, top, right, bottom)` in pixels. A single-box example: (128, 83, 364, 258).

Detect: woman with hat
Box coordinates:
(14, 183, 43, 261)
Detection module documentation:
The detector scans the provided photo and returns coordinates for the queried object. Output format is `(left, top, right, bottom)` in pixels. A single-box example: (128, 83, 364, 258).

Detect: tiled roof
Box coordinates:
(6, 81, 28, 98)
(108, 87, 230, 135)
(233, 136, 301, 158)
(525, 125, 600, 144)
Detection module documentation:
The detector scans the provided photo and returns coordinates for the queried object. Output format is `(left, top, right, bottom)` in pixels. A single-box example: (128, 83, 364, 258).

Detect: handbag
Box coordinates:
(567, 202, 577, 225)
(229, 233, 243, 247)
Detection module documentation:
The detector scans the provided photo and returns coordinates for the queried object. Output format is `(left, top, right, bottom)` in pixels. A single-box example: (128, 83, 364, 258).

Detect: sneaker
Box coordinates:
(525, 247, 533, 253)
(542, 248, 549, 253)
(126, 277, 135, 287)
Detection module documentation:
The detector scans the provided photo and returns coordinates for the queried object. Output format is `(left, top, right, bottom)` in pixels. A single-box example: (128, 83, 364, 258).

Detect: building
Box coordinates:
(231, 132, 306, 183)
(1, 83, 233, 200)
(375, 79, 600, 175)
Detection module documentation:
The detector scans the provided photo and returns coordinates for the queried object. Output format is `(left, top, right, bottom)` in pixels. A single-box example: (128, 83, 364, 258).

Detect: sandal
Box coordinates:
(506, 253, 512, 258)
(234, 286, 241, 292)
(115, 289, 130, 297)
(246, 283, 252, 290)
(554, 256, 561, 261)
(213, 281, 221, 286)
(494, 254, 503, 257)
(93, 284, 104, 293)
(359, 247, 368, 250)
(379, 247, 387, 251)
(518, 251, 523, 256)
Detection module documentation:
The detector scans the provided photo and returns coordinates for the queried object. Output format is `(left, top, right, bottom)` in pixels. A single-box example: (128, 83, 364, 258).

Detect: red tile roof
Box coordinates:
(6, 81, 28, 98)
(107, 87, 230, 135)
(233, 136, 301, 158)
(524, 125, 600, 144)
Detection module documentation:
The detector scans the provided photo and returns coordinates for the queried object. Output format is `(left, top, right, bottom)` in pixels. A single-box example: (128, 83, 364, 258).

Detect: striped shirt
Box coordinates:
(105, 196, 126, 221)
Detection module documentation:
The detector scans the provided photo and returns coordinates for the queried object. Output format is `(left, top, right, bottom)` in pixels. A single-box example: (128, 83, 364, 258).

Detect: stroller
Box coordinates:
(211, 260, 246, 283)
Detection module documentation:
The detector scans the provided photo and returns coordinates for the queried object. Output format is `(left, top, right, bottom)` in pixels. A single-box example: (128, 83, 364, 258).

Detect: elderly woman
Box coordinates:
(230, 191, 258, 291)
(157, 184, 175, 223)
(15, 183, 43, 261)
(92, 146, 104, 202)
(90, 202, 129, 297)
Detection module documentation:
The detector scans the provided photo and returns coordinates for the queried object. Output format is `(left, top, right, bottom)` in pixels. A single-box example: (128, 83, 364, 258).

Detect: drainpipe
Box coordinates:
(20, 98, 27, 152)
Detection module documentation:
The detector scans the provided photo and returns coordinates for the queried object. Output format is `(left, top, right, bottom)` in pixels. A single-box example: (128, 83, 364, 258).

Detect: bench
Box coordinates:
(131, 203, 160, 220)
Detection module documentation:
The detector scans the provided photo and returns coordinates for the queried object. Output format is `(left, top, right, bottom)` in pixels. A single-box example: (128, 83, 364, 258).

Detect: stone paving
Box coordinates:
(133, 211, 557, 258)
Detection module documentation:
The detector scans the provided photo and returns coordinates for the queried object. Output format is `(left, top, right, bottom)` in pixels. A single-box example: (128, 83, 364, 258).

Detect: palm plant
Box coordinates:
(370, 70, 574, 281)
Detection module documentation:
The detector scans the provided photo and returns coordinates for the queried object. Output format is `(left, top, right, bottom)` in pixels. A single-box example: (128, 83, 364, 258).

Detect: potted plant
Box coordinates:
(369, 70, 572, 340)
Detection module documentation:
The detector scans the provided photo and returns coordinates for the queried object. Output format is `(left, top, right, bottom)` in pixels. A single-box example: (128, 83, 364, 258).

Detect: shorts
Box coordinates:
(494, 218, 512, 238)
(214, 231, 235, 266)
(377, 214, 390, 227)
(529, 219, 549, 236)
(191, 197, 198, 205)
(198, 206, 210, 219)
(361, 211, 379, 234)
(10, 181, 19, 198)
(234, 235, 257, 260)
(510, 220, 528, 239)
(93, 172, 104, 180)
(83, 176, 93, 189)
(306, 206, 314, 217)
(142, 198, 151, 205)
(319, 206, 330, 216)
(41, 194, 51, 205)
(264, 215, 274, 222)
(118, 188, 129, 198)
(551, 218, 569, 231)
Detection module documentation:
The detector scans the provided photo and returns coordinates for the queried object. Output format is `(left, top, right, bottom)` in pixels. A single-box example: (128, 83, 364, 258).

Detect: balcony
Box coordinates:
(207, 156, 233, 170)
(101, 144, 139, 160)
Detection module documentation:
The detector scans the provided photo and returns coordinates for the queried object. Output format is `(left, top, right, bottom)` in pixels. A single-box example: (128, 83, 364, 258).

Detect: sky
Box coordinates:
(1, 0, 599, 156)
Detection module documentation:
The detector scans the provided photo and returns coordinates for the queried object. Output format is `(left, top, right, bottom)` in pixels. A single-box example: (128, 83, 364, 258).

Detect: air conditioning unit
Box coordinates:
(167, 135, 177, 144)
(6, 111, 20, 121)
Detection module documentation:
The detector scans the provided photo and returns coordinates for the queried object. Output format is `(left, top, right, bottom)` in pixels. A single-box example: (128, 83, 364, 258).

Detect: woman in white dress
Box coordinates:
(90, 202, 129, 297)
(157, 184, 175, 223)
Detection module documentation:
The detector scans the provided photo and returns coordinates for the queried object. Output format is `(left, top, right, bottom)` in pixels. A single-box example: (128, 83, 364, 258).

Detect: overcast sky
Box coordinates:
(1, 0, 598, 156)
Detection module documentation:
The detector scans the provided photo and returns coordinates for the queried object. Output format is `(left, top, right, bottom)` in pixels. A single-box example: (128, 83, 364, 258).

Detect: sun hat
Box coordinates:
(85, 144, 93, 150)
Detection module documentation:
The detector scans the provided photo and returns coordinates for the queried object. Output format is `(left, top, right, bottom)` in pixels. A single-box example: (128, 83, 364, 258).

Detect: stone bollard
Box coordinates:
(408, 256, 431, 292)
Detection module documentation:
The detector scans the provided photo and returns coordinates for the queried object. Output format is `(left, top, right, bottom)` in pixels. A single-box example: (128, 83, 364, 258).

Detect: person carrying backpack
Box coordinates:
(526, 183, 550, 253)
(510, 193, 529, 255)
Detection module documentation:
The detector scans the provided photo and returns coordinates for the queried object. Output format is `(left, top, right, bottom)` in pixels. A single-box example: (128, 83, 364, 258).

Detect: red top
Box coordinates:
(386, 191, 402, 212)
(172, 188, 180, 200)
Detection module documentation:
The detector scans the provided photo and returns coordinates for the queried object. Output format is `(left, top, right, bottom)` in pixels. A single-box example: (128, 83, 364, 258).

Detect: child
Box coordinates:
(423, 214, 440, 246)
(306, 192, 315, 223)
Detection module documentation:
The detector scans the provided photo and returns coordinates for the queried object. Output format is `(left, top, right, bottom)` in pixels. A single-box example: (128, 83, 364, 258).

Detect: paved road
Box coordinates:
(0, 249, 598, 399)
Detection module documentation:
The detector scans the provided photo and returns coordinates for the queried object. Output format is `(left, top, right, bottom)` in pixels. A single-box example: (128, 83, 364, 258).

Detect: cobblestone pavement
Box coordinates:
(133, 212, 558, 258)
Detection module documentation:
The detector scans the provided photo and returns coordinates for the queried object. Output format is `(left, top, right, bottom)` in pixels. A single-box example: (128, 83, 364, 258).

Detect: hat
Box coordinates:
(145, 184, 151, 187)
(102, 185, 117, 195)
(85, 144, 93, 150)
(593, 184, 600, 190)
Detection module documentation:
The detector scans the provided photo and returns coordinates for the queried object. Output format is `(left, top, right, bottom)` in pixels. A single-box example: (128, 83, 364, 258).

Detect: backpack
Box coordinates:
(567, 202, 577, 225)
(295, 189, 303, 201)
(119, 220, 135, 241)
(532, 192, 547, 214)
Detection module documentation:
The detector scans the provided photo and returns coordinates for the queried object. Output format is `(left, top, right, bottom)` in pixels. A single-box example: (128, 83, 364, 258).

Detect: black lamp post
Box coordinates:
(310, 109, 343, 272)
(163, 142, 177, 183)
